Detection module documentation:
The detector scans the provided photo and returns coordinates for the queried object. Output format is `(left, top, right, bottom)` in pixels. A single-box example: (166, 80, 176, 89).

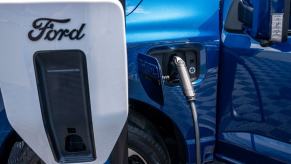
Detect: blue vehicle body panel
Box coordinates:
(218, 0, 291, 162)
(126, 0, 219, 43)
(0, 91, 13, 157)
(221, 132, 291, 163)
(126, 0, 220, 163)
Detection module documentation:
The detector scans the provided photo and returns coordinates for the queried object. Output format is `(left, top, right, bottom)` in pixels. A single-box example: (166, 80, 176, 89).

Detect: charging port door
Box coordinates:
(137, 54, 164, 105)
(0, 1, 127, 163)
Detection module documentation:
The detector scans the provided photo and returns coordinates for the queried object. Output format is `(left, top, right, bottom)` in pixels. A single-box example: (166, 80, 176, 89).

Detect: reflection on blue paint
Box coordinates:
(126, 0, 220, 163)
(221, 132, 291, 163)
(220, 0, 291, 162)
(126, 0, 219, 43)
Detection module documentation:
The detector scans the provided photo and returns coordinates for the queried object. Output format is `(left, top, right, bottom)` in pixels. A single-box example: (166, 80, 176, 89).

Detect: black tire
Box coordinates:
(128, 122, 171, 164)
(7, 113, 171, 164)
(7, 141, 44, 164)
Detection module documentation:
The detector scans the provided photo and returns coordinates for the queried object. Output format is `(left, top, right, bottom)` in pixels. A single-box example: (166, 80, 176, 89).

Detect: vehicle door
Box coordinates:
(217, 0, 291, 163)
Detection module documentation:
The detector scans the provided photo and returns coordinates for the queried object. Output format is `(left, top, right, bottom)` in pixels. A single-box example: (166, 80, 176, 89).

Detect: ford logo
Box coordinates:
(28, 18, 86, 41)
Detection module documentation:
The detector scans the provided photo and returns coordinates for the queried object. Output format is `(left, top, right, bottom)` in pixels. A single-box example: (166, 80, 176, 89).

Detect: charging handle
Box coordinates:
(173, 56, 201, 164)
(173, 56, 195, 99)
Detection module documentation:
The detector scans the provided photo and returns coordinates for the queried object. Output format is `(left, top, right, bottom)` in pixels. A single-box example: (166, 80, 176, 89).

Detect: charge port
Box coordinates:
(149, 45, 200, 85)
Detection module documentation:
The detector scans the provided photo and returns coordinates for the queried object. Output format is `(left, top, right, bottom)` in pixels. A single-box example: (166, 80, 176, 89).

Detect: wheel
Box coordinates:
(7, 119, 170, 164)
(128, 122, 171, 164)
(7, 141, 44, 164)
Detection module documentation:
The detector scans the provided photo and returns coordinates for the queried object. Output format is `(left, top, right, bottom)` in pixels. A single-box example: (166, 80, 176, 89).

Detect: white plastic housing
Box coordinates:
(0, 0, 127, 163)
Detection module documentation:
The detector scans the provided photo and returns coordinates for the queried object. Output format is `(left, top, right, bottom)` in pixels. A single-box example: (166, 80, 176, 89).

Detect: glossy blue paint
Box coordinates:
(137, 53, 164, 105)
(0, 111, 12, 150)
(218, 0, 291, 162)
(220, 132, 291, 163)
(126, 0, 220, 163)
(0, 91, 13, 157)
(126, 0, 219, 43)
(247, 0, 269, 39)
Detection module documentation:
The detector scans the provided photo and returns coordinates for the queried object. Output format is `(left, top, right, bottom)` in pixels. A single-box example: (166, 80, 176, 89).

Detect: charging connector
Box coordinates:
(173, 56, 201, 164)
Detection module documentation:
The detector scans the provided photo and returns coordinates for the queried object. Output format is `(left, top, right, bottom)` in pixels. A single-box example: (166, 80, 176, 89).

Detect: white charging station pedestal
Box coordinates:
(0, 1, 128, 163)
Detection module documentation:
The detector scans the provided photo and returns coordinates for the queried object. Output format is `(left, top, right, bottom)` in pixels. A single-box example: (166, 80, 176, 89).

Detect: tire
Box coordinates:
(7, 118, 170, 164)
(7, 141, 44, 164)
(128, 123, 171, 164)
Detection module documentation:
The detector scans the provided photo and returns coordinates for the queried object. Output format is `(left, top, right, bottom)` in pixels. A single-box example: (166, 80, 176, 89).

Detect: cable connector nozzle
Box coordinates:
(173, 56, 195, 99)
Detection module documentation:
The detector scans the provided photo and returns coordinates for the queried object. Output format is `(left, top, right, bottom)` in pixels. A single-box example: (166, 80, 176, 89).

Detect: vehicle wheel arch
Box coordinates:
(129, 99, 187, 164)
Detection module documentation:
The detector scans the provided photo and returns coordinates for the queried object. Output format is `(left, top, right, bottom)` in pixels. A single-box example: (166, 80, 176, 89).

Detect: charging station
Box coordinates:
(0, 0, 127, 163)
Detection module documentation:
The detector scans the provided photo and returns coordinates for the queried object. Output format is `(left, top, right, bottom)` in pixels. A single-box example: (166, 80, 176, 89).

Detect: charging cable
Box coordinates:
(173, 56, 201, 164)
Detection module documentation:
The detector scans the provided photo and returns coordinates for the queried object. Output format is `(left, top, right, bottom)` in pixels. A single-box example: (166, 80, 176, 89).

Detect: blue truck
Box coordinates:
(1, 0, 291, 163)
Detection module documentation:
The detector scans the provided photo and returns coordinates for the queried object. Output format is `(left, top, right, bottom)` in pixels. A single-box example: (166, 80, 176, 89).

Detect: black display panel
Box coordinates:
(34, 50, 95, 163)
